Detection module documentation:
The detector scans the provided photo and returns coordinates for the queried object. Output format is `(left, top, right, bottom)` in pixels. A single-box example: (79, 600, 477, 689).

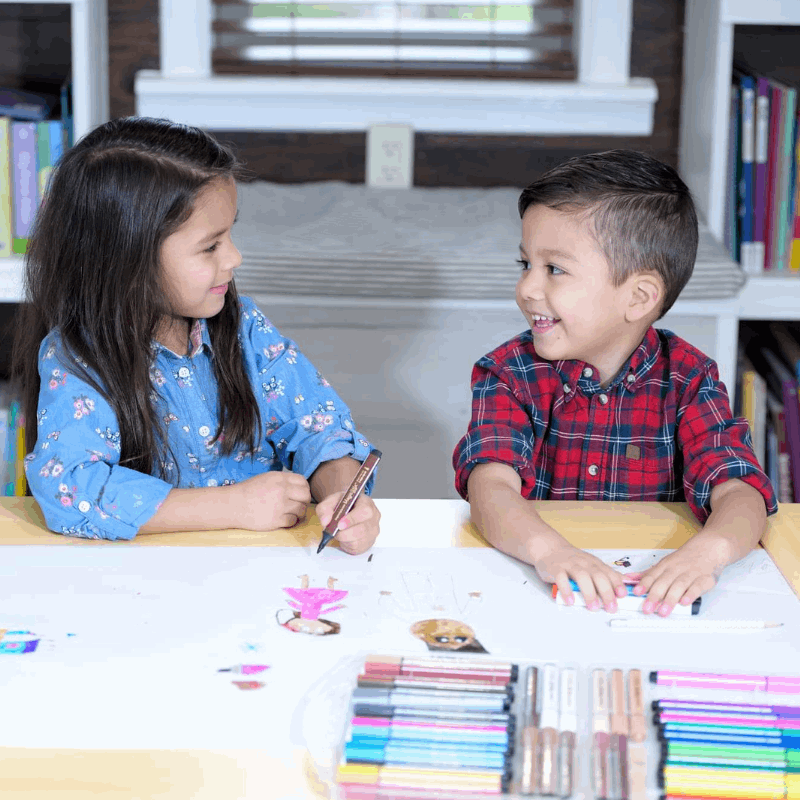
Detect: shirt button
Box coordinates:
(588, 464, 599, 477)
(563, 383, 572, 393)
(78, 500, 91, 513)
(598, 393, 609, 404)
(626, 374, 635, 383)
(178, 367, 190, 378)
(582, 367, 593, 378)
(199, 425, 211, 437)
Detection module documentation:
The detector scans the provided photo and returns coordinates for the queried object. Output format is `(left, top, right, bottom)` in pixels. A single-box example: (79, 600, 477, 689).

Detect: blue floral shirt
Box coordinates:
(26, 296, 374, 540)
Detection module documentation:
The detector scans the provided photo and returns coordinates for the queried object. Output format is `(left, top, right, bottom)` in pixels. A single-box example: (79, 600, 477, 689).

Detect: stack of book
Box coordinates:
(736, 322, 800, 504)
(0, 85, 72, 259)
(726, 64, 800, 275)
(0, 381, 26, 496)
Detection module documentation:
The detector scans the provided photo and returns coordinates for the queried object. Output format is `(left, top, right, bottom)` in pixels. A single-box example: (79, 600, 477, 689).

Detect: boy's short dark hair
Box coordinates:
(517, 150, 698, 318)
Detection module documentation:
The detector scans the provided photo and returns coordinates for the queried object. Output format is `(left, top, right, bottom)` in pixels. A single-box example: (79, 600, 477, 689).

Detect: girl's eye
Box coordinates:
(548, 264, 565, 276)
(516, 259, 530, 271)
(205, 242, 220, 253)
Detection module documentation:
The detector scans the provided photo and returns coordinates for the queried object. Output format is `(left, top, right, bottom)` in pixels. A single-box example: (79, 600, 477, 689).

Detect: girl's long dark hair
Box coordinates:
(12, 116, 261, 477)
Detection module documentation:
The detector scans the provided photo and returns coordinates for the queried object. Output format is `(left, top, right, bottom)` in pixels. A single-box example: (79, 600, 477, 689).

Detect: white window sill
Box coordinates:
(134, 71, 658, 135)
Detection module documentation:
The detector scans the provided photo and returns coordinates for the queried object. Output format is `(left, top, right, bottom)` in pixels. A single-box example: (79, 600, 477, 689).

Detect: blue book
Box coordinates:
(736, 70, 756, 273)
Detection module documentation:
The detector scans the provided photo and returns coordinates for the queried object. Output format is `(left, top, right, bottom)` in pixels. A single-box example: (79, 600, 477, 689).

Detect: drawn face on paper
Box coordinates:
(410, 619, 487, 653)
(279, 611, 341, 636)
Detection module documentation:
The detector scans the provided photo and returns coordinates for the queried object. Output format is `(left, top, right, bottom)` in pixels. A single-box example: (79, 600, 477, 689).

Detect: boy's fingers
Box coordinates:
(553, 573, 575, 607)
(592, 573, 618, 612)
(572, 571, 600, 611)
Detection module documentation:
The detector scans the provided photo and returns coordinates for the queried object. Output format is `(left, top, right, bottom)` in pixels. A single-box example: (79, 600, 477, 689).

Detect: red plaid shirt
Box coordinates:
(453, 326, 777, 522)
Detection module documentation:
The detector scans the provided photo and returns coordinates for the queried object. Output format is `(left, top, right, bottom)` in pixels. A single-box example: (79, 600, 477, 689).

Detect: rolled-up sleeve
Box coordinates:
(25, 337, 173, 540)
(678, 363, 778, 522)
(240, 298, 375, 491)
(453, 356, 535, 500)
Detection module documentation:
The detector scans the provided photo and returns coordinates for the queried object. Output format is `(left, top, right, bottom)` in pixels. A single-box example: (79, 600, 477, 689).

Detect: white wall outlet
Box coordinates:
(366, 124, 414, 188)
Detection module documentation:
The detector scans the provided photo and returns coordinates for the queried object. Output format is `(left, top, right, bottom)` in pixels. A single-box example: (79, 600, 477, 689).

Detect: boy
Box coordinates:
(452, 150, 777, 618)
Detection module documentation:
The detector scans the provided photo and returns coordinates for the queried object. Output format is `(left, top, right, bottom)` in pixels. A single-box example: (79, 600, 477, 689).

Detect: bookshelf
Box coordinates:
(678, 0, 800, 395)
(1, 0, 108, 302)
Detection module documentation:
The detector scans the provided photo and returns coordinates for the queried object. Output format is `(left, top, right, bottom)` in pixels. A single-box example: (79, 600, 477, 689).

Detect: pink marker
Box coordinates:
(650, 670, 800, 694)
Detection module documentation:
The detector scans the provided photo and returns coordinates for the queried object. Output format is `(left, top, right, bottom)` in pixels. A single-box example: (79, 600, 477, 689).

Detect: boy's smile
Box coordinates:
(516, 204, 650, 387)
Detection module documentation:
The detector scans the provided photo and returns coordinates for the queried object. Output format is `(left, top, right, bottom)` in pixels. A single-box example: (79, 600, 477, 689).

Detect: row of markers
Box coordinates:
(652, 669, 800, 800)
(336, 653, 518, 798)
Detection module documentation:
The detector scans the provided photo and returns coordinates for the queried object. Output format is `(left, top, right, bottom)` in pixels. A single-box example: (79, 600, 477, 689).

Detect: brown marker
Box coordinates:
(316, 448, 381, 553)
(610, 669, 629, 800)
(626, 669, 648, 800)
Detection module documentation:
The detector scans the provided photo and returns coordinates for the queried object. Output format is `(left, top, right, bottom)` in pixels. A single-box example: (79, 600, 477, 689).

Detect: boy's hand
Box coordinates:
(316, 492, 381, 555)
(534, 533, 629, 613)
(234, 472, 312, 530)
(629, 542, 724, 616)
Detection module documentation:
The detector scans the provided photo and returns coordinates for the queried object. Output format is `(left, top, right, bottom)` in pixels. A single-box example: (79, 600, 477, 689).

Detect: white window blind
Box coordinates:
(213, 0, 574, 77)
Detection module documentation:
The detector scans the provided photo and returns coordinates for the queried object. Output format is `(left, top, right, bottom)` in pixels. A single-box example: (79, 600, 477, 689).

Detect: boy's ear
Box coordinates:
(625, 273, 663, 322)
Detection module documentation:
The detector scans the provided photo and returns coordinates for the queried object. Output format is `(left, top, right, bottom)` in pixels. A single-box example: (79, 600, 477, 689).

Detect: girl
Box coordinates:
(13, 117, 381, 548)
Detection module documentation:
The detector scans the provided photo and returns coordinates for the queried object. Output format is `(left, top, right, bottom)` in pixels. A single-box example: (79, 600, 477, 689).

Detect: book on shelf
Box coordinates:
(738, 350, 768, 470)
(1, 117, 68, 258)
(0, 87, 56, 122)
(753, 76, 770, 271)
(728, 58, 800, 274)
(725, 82, 741, 261)
(734, 69, 756, 273)
(766, 391, 793, 504)
(740, 323, 800, 503)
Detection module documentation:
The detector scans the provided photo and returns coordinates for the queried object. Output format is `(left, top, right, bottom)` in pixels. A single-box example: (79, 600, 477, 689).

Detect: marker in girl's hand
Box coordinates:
(317, 449, 382, 553)
(552, 580, 702, 615)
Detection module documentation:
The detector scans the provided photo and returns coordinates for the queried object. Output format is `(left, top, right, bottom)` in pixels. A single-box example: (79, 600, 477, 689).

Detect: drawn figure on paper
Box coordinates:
(277, 575, 347, 636)
(410, 619, 488, 653)
(614, 556, 632, 568)
(0, 629, 41, 654)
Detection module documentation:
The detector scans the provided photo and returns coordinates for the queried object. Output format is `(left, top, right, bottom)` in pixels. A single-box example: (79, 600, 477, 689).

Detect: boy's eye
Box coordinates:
(205, 242, 220, 253)
(516, 259, 529, 271)
(548, 264, 565, 276)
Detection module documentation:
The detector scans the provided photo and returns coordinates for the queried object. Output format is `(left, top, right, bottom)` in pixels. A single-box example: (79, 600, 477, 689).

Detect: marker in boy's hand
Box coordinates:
(533, 533, 628, 613)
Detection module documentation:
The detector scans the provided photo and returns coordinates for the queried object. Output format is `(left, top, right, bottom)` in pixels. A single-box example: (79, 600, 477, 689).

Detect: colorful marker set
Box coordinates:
(650, 669, 800, 799)
(590, 667, 648, 800)
(336, 653, 520, 799)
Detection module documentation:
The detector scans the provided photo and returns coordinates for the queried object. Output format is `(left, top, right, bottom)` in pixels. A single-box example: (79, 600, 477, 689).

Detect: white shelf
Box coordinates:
(723, 0, 800, 25)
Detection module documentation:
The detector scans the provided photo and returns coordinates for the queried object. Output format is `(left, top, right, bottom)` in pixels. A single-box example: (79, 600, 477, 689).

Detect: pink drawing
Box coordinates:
(277, 575, 347, 636)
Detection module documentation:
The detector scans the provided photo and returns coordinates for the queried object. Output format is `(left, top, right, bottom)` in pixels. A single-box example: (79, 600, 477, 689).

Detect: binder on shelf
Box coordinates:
(0, 117, 11, 258)
(10, 121, 37, 256)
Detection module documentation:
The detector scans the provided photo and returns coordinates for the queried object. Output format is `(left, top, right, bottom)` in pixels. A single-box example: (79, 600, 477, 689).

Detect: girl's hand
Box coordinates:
(316, 492, 381, 555)
(629, 545, 722, 616)
(533, 535, 628, 613)
(233, 472, 312, 531)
